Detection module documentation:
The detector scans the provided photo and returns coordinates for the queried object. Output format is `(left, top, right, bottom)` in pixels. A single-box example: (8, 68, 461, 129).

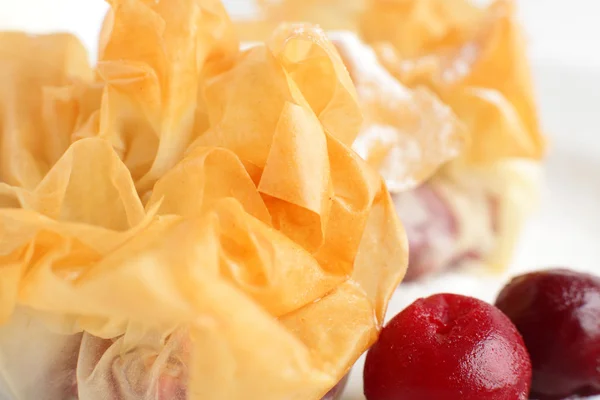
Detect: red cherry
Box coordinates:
(363, 293, 531, 400)
(495, 269, 600, 399)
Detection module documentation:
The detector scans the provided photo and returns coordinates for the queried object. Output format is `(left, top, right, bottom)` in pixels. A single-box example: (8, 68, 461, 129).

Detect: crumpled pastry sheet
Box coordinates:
(357, 0, 546, 272)
(234, 0, 546, 275)
(0, 1, 412, 399)
(330, 31, 466, 192)
(364, 0, 545, 165)
(235, 0, 545, 166)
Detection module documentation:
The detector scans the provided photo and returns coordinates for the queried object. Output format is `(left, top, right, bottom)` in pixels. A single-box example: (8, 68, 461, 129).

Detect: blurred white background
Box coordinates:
(1, 0, 600, 68)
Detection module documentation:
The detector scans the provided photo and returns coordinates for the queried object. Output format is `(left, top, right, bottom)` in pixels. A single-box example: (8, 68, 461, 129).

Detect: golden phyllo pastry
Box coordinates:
(0, 1, 413, 399)
(233, 0, 545, 280)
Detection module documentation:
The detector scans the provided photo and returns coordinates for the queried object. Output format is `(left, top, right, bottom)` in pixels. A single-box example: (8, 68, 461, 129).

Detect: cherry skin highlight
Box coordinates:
(363, 293, 531, 400)
(496, 269, 600, 400)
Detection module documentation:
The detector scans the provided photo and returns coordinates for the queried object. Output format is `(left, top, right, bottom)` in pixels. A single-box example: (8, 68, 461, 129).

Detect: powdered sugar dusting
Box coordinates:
(330, 31, 465, 193)
(329, 31, 412, 104)
(442, 42, 479, 83)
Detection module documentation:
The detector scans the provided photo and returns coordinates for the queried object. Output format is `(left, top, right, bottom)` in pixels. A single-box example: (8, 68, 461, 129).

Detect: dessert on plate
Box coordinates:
(0, 0, 552, 399)
(234, 0, 546, 281)
(0, 0, 462, 398)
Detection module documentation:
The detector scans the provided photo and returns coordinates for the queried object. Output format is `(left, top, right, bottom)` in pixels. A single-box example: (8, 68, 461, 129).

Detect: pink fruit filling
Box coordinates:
(395, 182, 498, 281)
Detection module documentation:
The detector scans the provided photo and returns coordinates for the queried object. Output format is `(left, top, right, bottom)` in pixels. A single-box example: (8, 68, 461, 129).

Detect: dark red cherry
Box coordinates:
(496, 269, 600, 399)
(363, 293, 531, 400)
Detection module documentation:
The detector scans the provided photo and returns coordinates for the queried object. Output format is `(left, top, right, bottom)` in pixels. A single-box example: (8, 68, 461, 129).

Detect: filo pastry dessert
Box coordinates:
(233, 0, 546, 281)
(0, 0, 457, 399)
